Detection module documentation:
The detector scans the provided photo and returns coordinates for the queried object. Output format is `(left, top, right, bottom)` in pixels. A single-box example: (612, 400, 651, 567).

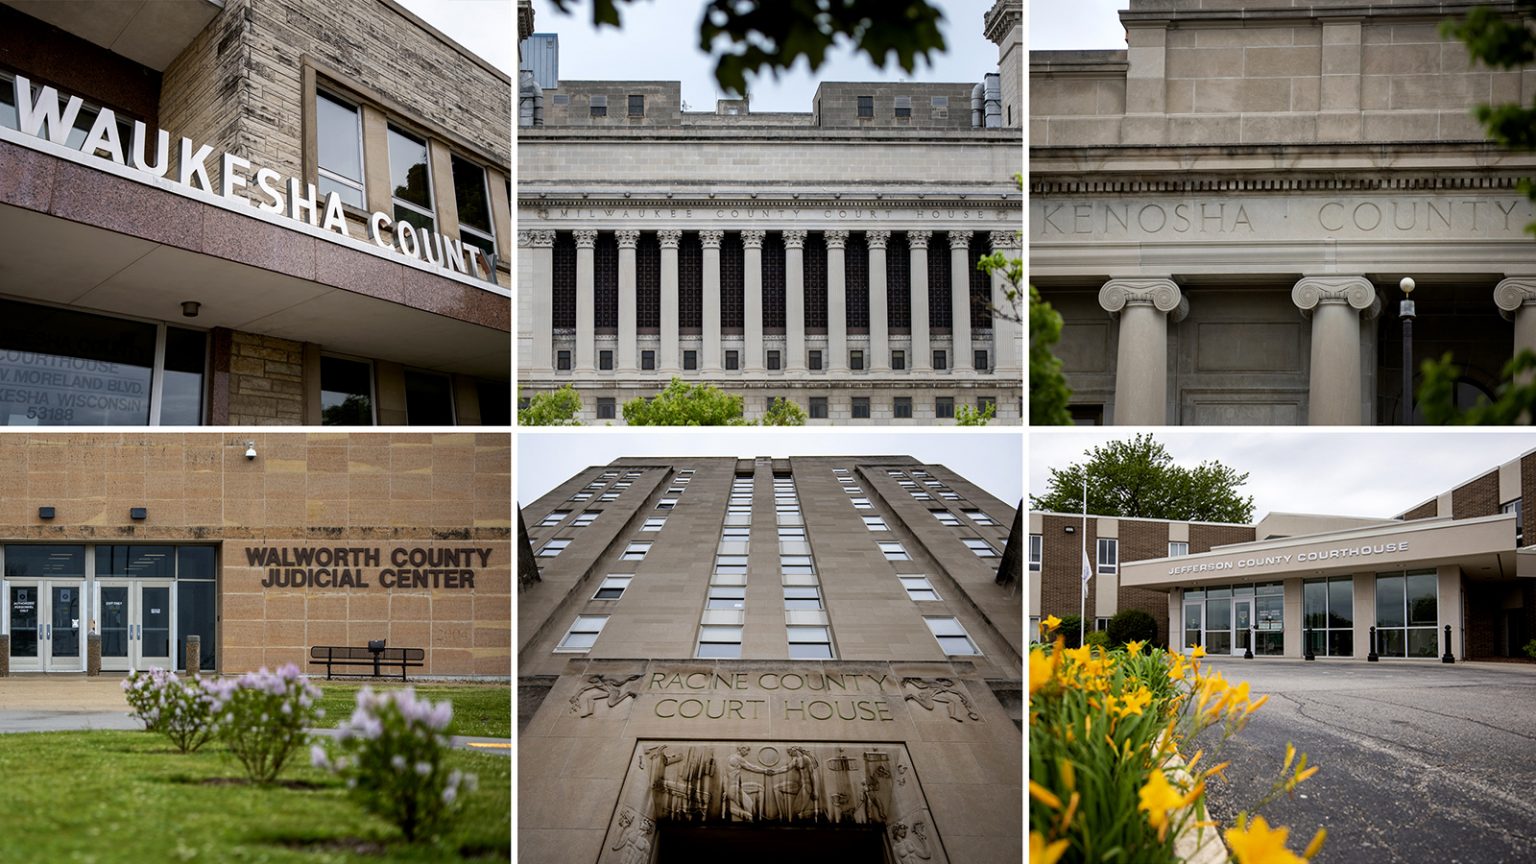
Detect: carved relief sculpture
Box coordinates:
(901, 677, 981, 722)
(569, 674, 642, 717)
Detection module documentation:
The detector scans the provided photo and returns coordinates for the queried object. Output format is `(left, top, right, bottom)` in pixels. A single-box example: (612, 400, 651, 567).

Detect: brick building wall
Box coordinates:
(1402, 501, 1437, 520)
(1189, 523, 1256, 553)
(1117, 519, 1172, 646)
(1523, 452, 1536, 542)
(1450, 470, 1499, 520)
(1038, 514, 1098, 626)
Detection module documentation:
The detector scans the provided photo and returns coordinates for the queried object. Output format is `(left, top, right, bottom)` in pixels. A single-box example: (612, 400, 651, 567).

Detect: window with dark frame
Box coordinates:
(721, 232, 745, 332)
(553, 231, 577, 328)
(936, 397, 954, 419)
(628, 94, 644, 116)
(846, 232, 869, 332)
(928, 231, 951, 330)
(763, 232, 786, 332)
(969, 234, 993, 330)
(596, 398, 615, 419)
(805, 232, 828, 332)
(641, 350, 656, 370)
(857, 95, 873, 118)
(679, 231, 703, 331)
(590, 95, 607, 117)
(684, 350, 698, 370)
(850, 350, 864, 370)
(892, 350, 906, 370)
(594, 231, 618, 331)
(894, 96, 912, 117)
(320, 355, 374, 426)
(767, 350, 781, 370)
(974, 349, 988, 371)
(599, 350, 613, 371)
(556, 350, 571, 371)
(894, 397, 912, 418)
(810, 397, 828, 419)
(725, 350, 739, 371)
(887, 230, 911, 332)
(809, 350, 823, 371)
(852, 397, 870, 419)
(637, 231, 660, 330)
(933, 349, 947, 370)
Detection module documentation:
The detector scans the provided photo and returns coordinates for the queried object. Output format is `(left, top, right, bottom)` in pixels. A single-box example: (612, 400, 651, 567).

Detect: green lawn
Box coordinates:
(0, 731, 509, 862)
(315, 684, 510, 739)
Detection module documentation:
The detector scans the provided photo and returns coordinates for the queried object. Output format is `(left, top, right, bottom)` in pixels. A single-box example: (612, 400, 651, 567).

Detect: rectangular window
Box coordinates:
(767, 350, 781, 370)
(964, 509, 996, 526)
(851, 497, 872, 510)
(894, 95, 912, 118)
(656, 498, 678, 510)
(683, 350, 698, 370)
(320, 355, 375, 425)
(1028, 534, 1042, 570)
(892, 350, 906, 370)
(593, 576, 631, 600)
(788, 626, 834, 659)
(935, 397, 954, 419)
(967, 538, 998, 558)
(878, 541, 910, 561)
(862, 516, 888, 531)
(590, 95, 607, 117)
(641, 350, 656, 371)
(570, 493, 591, 502)
(933, 510, 961, 526)
(539, 510, 569, 528)
(783, 586, 823, 610)
(1374, 570, 1438, 658)
(894, 397, 912, 419)
(599, 350, 614, 371)
(557, 615, 608, 651)
(697, 625, 743, 658)
(599, 493, 618, 502)
(852, 397, 870, 419)
(451, 153, 495, 257)
(556, 350, 572, 371)
(571, 511, 599, 527)
(809, 397, 828, 419)
(809, 350, 823, 371)
(900, 575, 940, 601)
(974, 350, 988, 371)
(925, 617, 981, 655)
(850, 349, 864, 370)
(707, 587, 745, 610)
(725, 350, 740, 371)
(404, 369, 455, 425)
(933, 349, 947, 370)
(1504, 498, 1523, 545)
(387, 125, 434, 233)
(597, 398, 616, 420)
(857, 95, 873, 118)
(642, 517, 666, 532)
(628, 94, 645, 116)
(1097, 538, 1117, 573)
(781, 555, 814, 575)
(316, 90, 365, 208)
(715, 554, 749, 575)
(621, 542, 652, 560)
(1169, 541, 1189, 557)
(538, 538, 571, 557)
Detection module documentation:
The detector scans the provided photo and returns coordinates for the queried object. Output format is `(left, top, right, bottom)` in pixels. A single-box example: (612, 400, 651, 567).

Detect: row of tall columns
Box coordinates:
(527, 228, 1008, 376)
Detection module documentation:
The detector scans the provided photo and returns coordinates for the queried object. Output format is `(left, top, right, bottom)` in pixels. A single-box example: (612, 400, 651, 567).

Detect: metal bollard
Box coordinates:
(1244, 624, 1254, 660)
(186, 635, 201, 677)
(1304, 625, 1316, 661)
(1368, 625, 1379, 662)
(1442, 624, 1455, 664)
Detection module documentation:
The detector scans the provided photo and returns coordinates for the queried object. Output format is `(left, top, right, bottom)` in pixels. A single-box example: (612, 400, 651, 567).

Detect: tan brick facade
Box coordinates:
(224, 332, 307, 425)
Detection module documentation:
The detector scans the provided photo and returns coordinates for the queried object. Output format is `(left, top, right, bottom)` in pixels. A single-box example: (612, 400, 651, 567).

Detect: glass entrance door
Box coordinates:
(50, 584, 81, 670)
(1233, 599, 1252, 656)
(1183, 603, 1203, 652)
(8, 584, 41, 672)
(138, 583, 173, 668)
(93, 582, 174, 671)
(5, 581, 85, 672)
(98, 585, 130, 670)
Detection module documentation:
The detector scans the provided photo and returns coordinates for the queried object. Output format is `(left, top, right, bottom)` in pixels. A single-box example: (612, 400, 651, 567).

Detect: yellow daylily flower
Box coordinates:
(1189, 644, 1207, 658)
(1283, 742, 1296, 771)
(1117, 687, 1153, 718)
(1029, 649, 1053, 696)
(1225, 815, 1306, 864)
(1137, 768, 1199, 832)
(1030, 832, 1069, 864)
(1028, 780, 1063, 810)
(1304, 827, 1328, 859)
(1125, 639, 1145, 656)
(1042, 614, 1062, 634)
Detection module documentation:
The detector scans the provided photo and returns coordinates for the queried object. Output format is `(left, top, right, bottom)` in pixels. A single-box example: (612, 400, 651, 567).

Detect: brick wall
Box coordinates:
(227, 332, 306, 425)
(1188, 523, 1256, 553)
(1450, 470, 1498, 520)
(1402, 501, 1437, 521)
(1039, 514, 1097, 624)
(1118, 519, 1171, 646)
(1523, 453, 1536, 541)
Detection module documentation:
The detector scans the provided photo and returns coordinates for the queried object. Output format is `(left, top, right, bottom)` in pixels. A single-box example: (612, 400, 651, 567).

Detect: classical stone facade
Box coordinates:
(517, 0, 1023, 425)
(519, 455, 1021, 862)
(1031, 0, 1536, 425)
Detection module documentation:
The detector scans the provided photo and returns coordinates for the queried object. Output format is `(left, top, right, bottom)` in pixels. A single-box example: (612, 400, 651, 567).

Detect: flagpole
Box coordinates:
(1081, 475, 1087, 648)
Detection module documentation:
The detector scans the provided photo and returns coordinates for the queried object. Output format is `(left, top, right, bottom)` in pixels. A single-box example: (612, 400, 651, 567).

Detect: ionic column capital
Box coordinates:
(615, 229, 640, 248)
(825, 230, 849, 250)
(866, 230, 890, 250)
(988, 230, 1019, 250)
(573, 229, 598, 249)
(700, 230, 724, 249)
(948, 230, 972, 250)
(1493, 277, 1536, 317)
(657, 229, 682, 248)
(524, 230, 556, 248)
(908, 230, 932, 250)
(783, 229, 807, 249)
(742, 229, 766, 249)
(1099, 278, 1187, 322)
(1292, 276, 1378, 319)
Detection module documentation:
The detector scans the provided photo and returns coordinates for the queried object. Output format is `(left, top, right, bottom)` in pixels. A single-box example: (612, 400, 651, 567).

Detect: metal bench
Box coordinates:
(308, 641, 424, 681)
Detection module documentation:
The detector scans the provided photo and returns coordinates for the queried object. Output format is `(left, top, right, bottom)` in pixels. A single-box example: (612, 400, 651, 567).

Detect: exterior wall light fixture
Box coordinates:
(38, 506, 55, 520)
(130, 507, 148, 521)
(181, 301, 201, 318)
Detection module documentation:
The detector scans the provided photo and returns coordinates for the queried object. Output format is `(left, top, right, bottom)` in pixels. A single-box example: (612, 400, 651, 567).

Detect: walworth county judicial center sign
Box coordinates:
(9, 76, 499, 284)
(249, 546, 494, 589)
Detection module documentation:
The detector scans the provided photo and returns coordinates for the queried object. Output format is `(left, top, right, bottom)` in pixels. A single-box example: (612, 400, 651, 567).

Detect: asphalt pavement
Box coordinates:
(1194, 658, 1536, 864)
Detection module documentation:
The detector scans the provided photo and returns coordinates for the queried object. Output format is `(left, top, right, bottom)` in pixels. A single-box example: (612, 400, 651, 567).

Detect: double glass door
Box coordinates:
(7, 581, 86, 672)
(95, 581, 174, 671)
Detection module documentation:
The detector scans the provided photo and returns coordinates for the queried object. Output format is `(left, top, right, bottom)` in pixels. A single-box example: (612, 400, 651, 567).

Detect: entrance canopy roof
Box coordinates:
(1121, 513, 1519, 590)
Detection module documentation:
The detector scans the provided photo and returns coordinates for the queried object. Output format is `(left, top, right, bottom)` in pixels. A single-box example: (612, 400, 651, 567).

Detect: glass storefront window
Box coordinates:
(1207, 597, 1232, 655)
(1375, 570, 1438, 658)
(5, 546, 85, 577)
(320, 356, 374, 425)
(98, 546, 176, 579)
(316, 90, 365, 208)
(404, 369, 454, 425)
(1303, 576, 1353, 657)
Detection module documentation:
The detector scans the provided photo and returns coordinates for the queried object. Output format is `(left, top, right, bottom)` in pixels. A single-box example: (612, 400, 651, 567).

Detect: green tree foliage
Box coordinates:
(1030, 285, 1072, 425)
(760, 396, 808, 426)
(1030, 433, 1255, 523)
(517, 385, 583, 426)
(976, 172, 1025, 323)
(1442, 2, 1536, 227)
(1417, 350, 1536, 424)
(549, 0, 948, 97)
(955, 401, 996, 426)
(622, 377, 751, 426)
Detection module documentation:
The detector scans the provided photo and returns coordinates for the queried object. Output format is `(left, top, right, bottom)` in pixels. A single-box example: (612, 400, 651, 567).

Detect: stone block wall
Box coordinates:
(227, 332, 306, 426)
(540, 81, 683, 127)
(812, 83, 978, 130)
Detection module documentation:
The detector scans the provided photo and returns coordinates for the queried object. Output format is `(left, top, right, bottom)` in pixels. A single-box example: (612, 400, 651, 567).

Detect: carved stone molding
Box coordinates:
(825, 229, 849, 250)
(700, 229, 724, 248)
(1031, 175, 1523, 196)
(1291, 276, 1378, 320)
(615, 229, 641, 248)
(908, 229, 932, 250)
(657, 229, 682, 248)
(900, 677, 981, 723)
(742, 229, 766, 249)
(524, 229, 556, 248)
(988, 230, 1019, 250)
(573, 229, 599, 248)
(569, 674, 643, 718)
(1493, 277, 1536, 319)
(1098, 278, 1187, 322)
(948, 230, 972, 250)
(783, 229, 808, 249)
(866, 230, 890, 250)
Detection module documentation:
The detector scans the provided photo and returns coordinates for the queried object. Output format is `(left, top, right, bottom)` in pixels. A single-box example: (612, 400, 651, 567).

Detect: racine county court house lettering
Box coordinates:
(641, 670, 897, 723)
(1032, 196, 1532, 240)
(249, 546, 492, 589)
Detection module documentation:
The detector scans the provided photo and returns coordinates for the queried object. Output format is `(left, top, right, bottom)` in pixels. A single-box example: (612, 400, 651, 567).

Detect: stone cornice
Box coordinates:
(521, 196, 1020, 211)
(1032, 175, 1524, 195)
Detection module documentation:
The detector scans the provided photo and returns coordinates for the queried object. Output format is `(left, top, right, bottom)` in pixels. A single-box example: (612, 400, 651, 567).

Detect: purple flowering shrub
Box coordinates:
(122, 667, 221, 752)
(206, 664, 323, 784)
(313, 688, 477, 841)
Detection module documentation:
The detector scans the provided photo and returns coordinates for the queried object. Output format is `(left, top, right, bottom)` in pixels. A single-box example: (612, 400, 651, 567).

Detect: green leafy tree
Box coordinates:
(623, 377, 751, 425)
(1030, 433, 1255, 523)
(1418, 350, 1536, 424)
(518, 384, 583, 426)
(977, 172, 1025, 324)
(1030, 285, 1072, 425)
(760, 397, 808, 426)
(549, 0, 948, 96)
(954, 401, 996, 426)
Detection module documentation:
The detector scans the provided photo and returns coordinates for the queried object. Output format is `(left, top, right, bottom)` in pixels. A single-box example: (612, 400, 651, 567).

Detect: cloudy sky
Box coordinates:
(396, 0, 515, 74)
(519, 431, 1023, 506)
(526, 0, 1003, 112)
(1030, 431, 1536, 519)
(1030, 0, 1126, 50)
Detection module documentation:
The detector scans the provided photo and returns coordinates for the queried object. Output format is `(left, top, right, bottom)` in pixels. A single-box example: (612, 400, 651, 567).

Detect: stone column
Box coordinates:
(574, 229, 598, 372)
(526, 230, 555, 372)
(743, 230, 765, 371)
(1291, 276, 1378, 426)
(909, 231, 932, 372)
(1494, 277, 1536, 385)
(867, 230, 890, 371)
(949, 231, 973, 374)
(1099, 278, 1187, 426)
(616, 229, 639, 371)
(990, 230, 1022, 377)
(658, 229, 682, 373)
(826, 230, 848, 372)
(784, 230, 807, 371)
(700, 230, 723, 370)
